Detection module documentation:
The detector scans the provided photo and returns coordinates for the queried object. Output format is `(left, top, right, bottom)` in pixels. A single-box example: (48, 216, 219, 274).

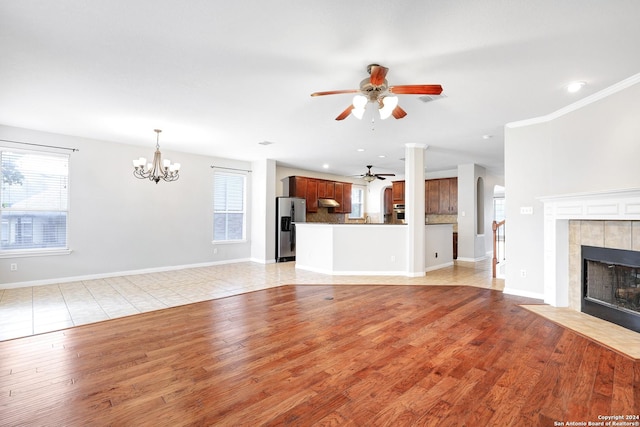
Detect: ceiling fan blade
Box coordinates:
(376, 176, 387, 180)
(392, 105, 407, 119)
(311, 89, 359, 97)
(335, 105, 355, 121)
(388, 84, 443, 95)
(369, 65, 389, 86)
(376, 173, 395, 176)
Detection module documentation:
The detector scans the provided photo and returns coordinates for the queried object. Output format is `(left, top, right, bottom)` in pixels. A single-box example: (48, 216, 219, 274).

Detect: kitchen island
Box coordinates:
(295, 223, 453, 276)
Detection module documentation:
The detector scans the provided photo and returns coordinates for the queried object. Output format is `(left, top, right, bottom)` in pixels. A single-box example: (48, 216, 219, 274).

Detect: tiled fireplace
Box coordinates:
(541, 189, 640, 329)
(581, 244, 640, 332)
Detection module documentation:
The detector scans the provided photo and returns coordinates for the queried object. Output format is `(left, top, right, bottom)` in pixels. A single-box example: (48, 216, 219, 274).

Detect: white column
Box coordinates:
(251, 158, 277, 263)
(405, 143, 427, 276)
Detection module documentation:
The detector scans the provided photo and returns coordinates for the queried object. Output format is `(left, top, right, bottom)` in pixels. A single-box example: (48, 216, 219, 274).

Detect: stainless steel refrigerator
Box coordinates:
(276, 197, 306, 262)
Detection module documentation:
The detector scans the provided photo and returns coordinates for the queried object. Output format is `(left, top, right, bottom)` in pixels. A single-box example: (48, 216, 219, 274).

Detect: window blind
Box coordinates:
(213, 172, 246, 241)
(0, 149, 69, 251)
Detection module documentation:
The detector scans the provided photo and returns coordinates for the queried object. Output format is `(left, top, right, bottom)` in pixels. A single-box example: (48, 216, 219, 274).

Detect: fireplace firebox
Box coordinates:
(582, 245, 640, 333)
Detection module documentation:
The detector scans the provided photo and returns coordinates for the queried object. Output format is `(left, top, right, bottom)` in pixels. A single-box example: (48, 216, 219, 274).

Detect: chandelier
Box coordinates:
(132, 129, 180, 184)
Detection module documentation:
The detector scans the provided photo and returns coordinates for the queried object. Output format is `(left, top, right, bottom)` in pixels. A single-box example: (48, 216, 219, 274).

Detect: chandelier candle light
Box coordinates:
(132, 129, 180, 184)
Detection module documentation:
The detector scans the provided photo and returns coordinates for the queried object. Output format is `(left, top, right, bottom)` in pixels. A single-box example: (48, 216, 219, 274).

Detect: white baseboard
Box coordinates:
(249, 257, 276, 265)
(426, 261, 454, 272)
(295, 262, 453, 277)
(503, 287, 545, 301)
(456, 255, 490, 263)
(295, 263, 406, 277)
(1, 258, 252, 290)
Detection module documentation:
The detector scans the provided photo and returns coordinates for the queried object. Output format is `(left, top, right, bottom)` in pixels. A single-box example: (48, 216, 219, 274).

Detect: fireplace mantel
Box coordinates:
(540, 188, 640, 307)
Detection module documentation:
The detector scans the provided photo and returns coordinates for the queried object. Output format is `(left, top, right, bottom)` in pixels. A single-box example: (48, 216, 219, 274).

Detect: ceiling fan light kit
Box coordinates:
(311, 64, 443, 121)
(358, 165, 396, 182)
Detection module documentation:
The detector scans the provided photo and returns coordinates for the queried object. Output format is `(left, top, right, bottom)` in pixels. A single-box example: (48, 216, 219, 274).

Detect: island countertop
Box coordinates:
(294, 223, 453, 275)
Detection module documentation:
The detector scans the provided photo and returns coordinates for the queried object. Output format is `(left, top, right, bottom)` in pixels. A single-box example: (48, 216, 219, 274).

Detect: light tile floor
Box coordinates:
(521, 304, 640, 360)
(0, 260, 502, 341)
(2, 260, 639, 360)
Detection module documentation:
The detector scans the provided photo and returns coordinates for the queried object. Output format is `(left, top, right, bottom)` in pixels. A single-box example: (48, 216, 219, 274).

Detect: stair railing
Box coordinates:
(492, 220, 506, 278)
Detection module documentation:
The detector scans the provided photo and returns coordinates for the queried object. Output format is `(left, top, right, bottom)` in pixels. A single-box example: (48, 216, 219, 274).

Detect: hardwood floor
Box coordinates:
(1, 284, 638, 426)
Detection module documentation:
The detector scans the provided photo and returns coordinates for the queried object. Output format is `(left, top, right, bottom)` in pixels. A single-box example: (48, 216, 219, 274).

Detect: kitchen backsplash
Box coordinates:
(427, 214, 458, 231)
(307, 209, 457, 228)
(307, 207, 346, 223)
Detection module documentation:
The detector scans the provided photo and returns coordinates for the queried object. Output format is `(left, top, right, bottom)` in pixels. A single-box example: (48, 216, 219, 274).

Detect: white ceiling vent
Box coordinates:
(418, 94, 447, 103)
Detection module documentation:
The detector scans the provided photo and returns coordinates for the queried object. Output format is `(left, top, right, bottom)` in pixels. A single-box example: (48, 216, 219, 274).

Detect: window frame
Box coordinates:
(0, 147, 71, 258)
(212, 170, 247, 244)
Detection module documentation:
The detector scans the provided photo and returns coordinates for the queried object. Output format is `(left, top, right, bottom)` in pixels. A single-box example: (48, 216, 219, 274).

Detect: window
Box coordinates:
(493, 197, 505, 222)
(0, 149, 69, 253)
(349, 187, 365, 219)
(213, 171, 246, 242)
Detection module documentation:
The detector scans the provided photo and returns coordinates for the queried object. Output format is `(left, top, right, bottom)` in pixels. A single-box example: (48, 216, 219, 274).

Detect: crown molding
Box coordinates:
(507, 73, 640, 129)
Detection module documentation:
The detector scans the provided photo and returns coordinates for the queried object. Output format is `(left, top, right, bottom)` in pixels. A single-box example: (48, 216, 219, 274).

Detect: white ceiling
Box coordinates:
(1, 1, 640, 179)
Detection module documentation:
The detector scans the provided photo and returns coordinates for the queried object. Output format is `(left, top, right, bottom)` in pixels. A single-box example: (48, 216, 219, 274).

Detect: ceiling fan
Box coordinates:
(311, 63, 443, 121)
(358, 165, 396, 182)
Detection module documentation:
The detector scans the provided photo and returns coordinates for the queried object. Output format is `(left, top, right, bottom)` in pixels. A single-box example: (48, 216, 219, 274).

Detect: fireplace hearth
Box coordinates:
(582, 245, 640, 333)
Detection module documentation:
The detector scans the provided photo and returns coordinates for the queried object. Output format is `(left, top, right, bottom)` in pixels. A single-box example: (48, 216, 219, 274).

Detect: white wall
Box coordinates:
(0, 125, 253, 287)
(366, 178, 394, 222)
(504, 77, 640, 298)
(425, 224, 454, 271)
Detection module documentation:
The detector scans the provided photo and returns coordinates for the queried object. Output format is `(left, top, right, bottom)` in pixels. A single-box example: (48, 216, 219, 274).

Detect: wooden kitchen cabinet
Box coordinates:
(439, 178, 450, 214)
(286, 176, 351, 213)
(287, 176, 317, 212)
(425, 178, 458, 214)
(288, 176, 307, 199)
(314, 179, 336, 200)
(385, 177, 458, 214)
(317, 180, 327, 198)
(333, 182, 344, 213)
(438, 177, 458, 214)
(325, 181, 335, 198)
(330, 182, 352, 214)
(392, 181, 405, 204)
(384, 187, 393, 215)
(449, 178, 458, 213)
(306, 178, 318, 212)
(427, 180, 440, 214)
(342, 183, 352, 213)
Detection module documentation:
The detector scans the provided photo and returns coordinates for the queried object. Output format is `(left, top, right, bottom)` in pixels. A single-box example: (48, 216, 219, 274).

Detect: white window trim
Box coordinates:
(0, 248, 72, 259)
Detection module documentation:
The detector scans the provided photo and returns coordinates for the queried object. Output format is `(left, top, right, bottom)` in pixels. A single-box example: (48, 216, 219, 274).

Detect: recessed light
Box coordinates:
(322, 164, 329, 169)
(378, 155, 386, 158)
(482, 135, 493, 140)
(357, 148, 365, 152)
(566, 81, 586, 93)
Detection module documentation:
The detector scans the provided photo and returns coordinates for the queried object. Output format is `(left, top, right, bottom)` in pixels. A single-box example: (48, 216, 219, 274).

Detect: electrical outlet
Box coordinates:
(10, 263, 17, 271)
(520, 206, 533, 215)
(391, 255, 396, 262)
(213, 248, 218, 255)
(520, 269, 527, 278)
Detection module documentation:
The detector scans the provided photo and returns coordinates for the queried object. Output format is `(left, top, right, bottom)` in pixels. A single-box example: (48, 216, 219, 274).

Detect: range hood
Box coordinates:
(318, 198, 340, 208)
